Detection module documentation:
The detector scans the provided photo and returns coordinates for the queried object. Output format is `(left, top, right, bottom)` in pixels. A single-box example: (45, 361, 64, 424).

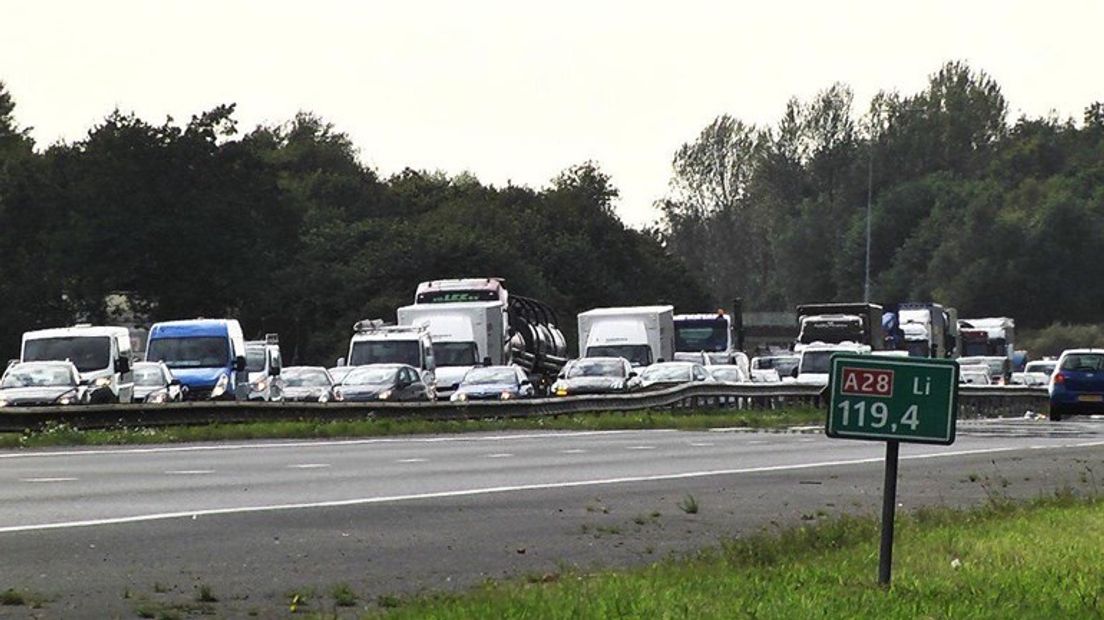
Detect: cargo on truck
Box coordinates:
(578, 306, 675, 367)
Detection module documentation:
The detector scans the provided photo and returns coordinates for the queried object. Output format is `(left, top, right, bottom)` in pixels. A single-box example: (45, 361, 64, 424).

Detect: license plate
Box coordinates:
(1079, 394, 1103, 402)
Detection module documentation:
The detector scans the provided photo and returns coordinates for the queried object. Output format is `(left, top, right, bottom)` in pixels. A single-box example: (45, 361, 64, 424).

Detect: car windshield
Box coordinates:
(344, 367, 398, 385)
(798, 318, 864, 344)
(710, 368, 742, 382)
(799, 351, 835, 374)
(23, 336, 112, 373)
(283, 369, 331, 387)
(641, 364, 692, 382)
(147, 337, 229, 369)
(586, 345, 652, 367)
(349, 340, 420, 367)
(2, 365, 75, 388)
(245, 347, 267, 372)
(433, 342, 478, 367)
(133, 366, 167, 387)
(1061, 353, 1104, 372)
(462, 368, 517, 386)
(566, 359, 625, 379)
(675, 319, 729, 353)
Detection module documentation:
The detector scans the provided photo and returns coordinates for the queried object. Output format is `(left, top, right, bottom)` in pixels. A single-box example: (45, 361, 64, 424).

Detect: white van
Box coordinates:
(21, 324, 134, 403)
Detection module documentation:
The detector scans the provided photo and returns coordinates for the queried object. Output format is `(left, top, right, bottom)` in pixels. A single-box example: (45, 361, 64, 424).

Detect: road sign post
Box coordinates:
(826, 354, 959, 586)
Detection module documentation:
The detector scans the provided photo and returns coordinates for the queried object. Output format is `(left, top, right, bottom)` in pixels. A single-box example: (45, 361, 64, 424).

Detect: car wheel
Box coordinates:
(1049, 404, 1063, 422)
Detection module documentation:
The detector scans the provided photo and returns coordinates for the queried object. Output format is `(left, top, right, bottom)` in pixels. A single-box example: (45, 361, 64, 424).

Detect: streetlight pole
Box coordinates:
(864, 141, 873, 303)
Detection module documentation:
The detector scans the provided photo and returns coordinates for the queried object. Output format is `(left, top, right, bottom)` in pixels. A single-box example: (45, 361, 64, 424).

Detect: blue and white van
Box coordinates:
(145, 319, 247, 400)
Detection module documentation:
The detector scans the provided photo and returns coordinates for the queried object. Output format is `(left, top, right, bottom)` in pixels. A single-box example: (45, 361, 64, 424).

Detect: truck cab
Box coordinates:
(244, 334, 284, 401)
(343, 321, 437, 399)
(20, 324, 135, 403)
(795, 303, 885, 351)
(674, 312, 737, 365)
(145, 319, 248, 400)
(795, 342, 871, 386)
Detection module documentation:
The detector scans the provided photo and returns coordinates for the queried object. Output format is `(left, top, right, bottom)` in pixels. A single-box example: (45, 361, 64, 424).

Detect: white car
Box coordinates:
(794, 342, 871, 386)
(960, 364, 992, 385)
(708, 364, 748, 384)
(639, 361, 711, 389)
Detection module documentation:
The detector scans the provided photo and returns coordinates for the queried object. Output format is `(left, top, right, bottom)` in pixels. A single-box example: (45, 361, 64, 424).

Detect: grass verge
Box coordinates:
(374, 492, 1104, 619)
(0, 408, 822, 449)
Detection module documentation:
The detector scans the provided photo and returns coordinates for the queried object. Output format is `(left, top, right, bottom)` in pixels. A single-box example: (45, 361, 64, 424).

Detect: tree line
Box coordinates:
(0, 88, 709, 363)
(656, 61, 1104, 334)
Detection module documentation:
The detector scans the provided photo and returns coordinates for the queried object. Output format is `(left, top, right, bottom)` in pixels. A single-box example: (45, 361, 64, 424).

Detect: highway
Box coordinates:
(2, 419, 1103, 617)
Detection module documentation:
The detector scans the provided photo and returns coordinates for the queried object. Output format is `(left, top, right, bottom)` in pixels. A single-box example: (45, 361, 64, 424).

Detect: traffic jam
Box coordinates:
(0, 278, 1094, 421)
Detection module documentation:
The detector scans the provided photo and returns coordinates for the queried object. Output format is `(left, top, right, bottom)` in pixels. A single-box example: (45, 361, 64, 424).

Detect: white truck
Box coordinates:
(21, 324, 135, 403)
(342, 321, 437, 398)
(674, 312, 737, 365)
(794, 341, 871, 386)
(578, 306, 675, 367)
(959, 317, 1015, 360)
(397, 302, 505, 396)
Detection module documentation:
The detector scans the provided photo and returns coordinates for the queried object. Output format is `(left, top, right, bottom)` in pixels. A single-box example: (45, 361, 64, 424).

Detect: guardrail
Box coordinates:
(0, 384, 1050, 432)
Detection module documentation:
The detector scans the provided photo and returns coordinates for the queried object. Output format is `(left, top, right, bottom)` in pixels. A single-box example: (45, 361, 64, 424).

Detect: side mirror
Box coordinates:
(520, 379, 531, 386)
(791, 367, 799, 378)
(628, 371, 638, 379)
(78, 379, 90, 386)
(234, 356, 246, 372)
(169, 379, 182, 387)
(398, 377, 412, 388)
(482, 357, 492, 367)
(115, 357, 131, 373)
(271, 365, 281, 377)
(336, 357, 346, 367)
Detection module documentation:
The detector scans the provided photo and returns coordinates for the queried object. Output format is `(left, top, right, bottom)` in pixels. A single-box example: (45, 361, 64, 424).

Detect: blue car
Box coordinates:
(1048, 349, 1104, 421)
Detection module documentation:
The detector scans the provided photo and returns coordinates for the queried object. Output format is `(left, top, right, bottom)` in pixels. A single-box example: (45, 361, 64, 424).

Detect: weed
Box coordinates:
(678, 494, 699, 514)
(331, 583, 357, 607)
(195, 584, 217, 603)
(0, 589, 24, 606)
(378, 594, 402, 608)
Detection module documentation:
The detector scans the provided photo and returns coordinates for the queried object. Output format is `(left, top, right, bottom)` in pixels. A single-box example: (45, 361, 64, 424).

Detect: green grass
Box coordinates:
(374, 494, 1104, 619)
(0, 408, 822, 449)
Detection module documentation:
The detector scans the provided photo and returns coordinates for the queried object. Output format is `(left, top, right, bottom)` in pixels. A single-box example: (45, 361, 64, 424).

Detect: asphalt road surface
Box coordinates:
(2, 418, 1103, 617)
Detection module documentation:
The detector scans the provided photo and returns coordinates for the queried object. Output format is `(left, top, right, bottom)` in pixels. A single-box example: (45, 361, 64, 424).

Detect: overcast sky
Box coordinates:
(3, 0, 1102, 225)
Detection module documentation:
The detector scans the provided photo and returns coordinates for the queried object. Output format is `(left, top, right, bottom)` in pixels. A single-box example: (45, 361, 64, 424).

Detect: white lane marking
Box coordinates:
(164, 470, 214, 475)
(1074, 441, 1104, 448)
(20, 477, 78, 483)
(560, 449, 587, 454)
(688, 442, 714, 447)
(397, 458, 428, 463)
(626, 446, 656, 450)
(1029, 445, 1054, 450)
(0, 430, 677, 460)
(0, 445, 1028, 534)
(485, 453, 513, 459)
(747, 440, 768, 445)
(288, 464, 331, 469)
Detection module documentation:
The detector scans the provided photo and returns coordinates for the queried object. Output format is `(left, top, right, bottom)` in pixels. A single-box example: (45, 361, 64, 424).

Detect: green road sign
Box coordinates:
(826, 354, 959, 445)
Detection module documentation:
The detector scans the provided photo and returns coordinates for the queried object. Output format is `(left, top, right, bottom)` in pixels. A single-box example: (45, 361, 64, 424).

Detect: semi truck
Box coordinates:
(410, 278, 568, 393)
(794, 303, 885, 350)
(894, 303, 953, 358)
(673, 311, 736, 365)
(578, 306, 675, 367)
(958, 317, 1015, 359)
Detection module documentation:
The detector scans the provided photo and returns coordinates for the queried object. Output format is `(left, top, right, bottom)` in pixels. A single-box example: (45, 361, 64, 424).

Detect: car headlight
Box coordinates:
(147, 391, 168, 404)
(318, 393, 330, 403)
(210, 374, 230, 399)
(377, 389, 392, 400)
(93, 377, 112, 388)
(500, 391, 513, 400)
(56, 394, 74, 405)
(554, 384, 568, 396)
(0, 399, 7, 408)
(452, 392, 468, 402)
(333, 389, 344, 402)
(252, 378, 268, 392)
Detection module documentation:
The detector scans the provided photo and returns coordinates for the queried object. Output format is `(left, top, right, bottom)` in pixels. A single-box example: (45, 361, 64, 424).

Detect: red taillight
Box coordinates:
(1053, 373, 1065, 385)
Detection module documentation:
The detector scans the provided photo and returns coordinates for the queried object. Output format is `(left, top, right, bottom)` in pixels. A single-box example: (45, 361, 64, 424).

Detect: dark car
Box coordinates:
(132, 361, 186, 403)
(451, 366, 534, 402)
(639, 361, 710, 389)
(281, 366, 340, 403)
(1048, 349, 1104, 421)
(340, 364, 430, 402)
(551, 357, 639, 397)
(0, 361, 87, 407)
